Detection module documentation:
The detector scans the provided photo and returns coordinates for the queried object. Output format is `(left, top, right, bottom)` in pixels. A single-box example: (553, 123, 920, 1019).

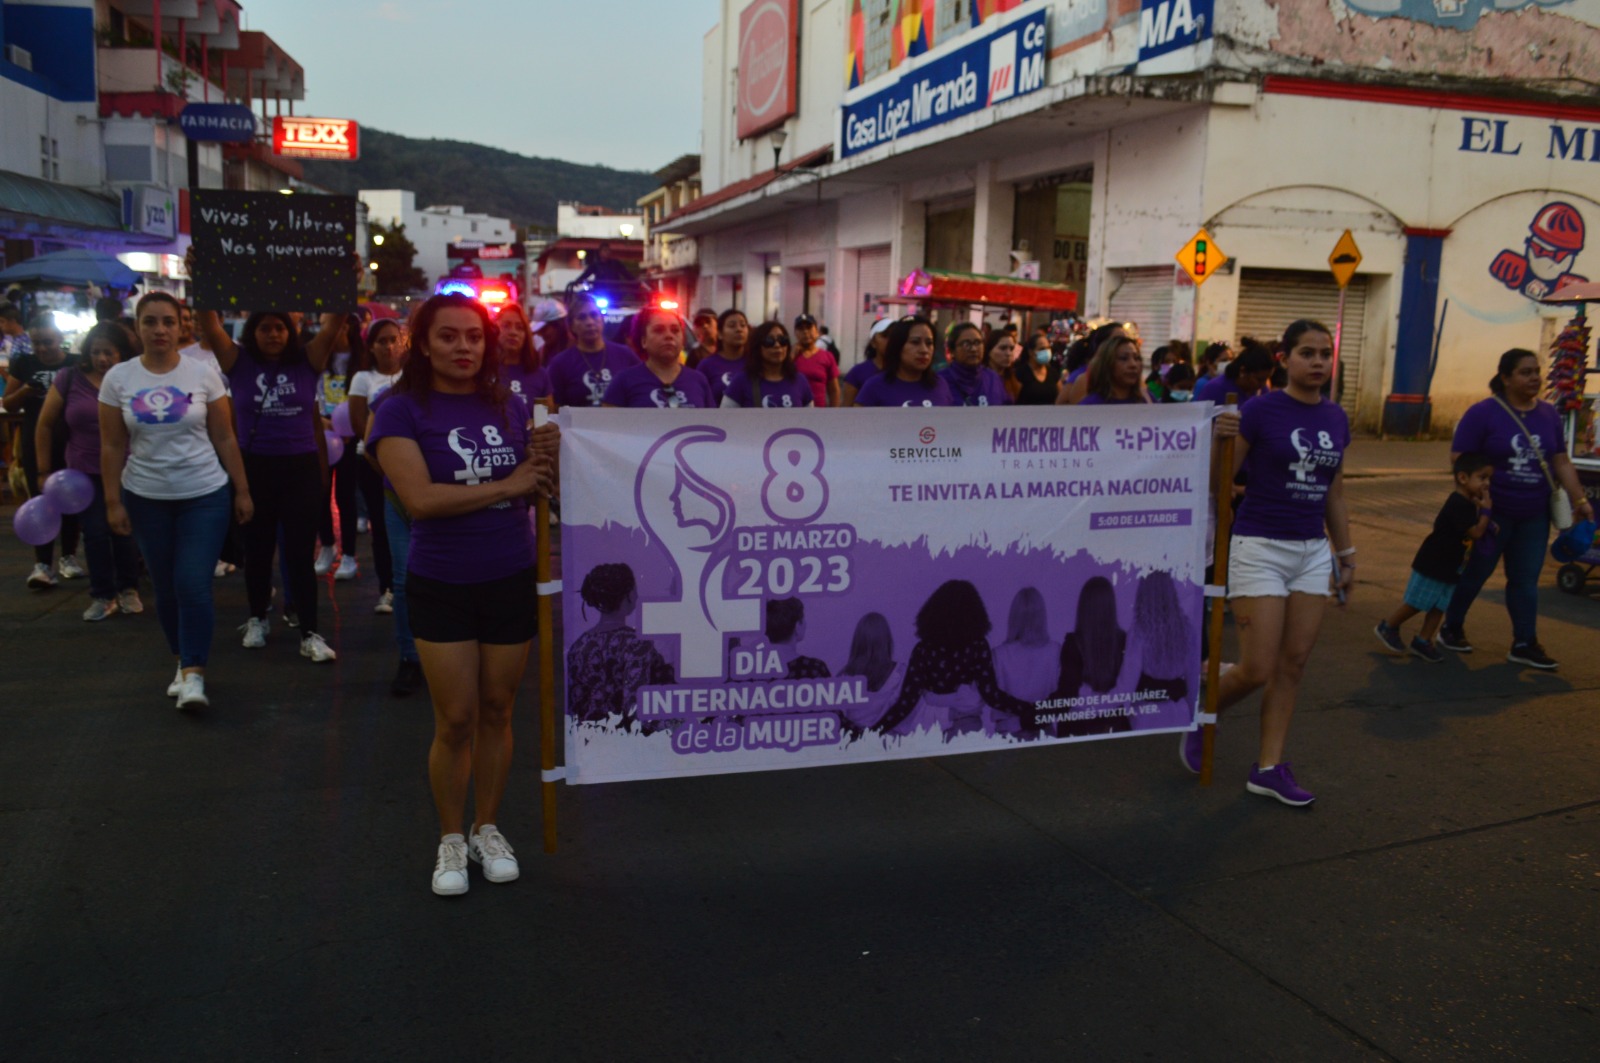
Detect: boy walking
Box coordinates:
(1375, 453, 1495, 662)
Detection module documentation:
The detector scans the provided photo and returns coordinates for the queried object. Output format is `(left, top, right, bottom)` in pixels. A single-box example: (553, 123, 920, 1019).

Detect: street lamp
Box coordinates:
(372, 234, 385, 246)
(769, 127, 788, 172)
(618, 222, 635, 239)
(369, 262, 379, 271)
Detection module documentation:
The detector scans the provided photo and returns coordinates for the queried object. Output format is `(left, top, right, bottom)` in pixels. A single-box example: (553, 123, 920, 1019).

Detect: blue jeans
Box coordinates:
(123, 486, 232, 667)
(1445, 511, 1550, 646)
(79, 474, 141, 601)
(384, 497, 418, 663)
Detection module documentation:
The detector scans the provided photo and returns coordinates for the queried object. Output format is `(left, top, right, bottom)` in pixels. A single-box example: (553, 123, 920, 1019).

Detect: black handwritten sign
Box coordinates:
(190, 190, 358, 312)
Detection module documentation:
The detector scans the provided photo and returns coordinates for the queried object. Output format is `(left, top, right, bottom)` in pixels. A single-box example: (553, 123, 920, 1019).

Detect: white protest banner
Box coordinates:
(559, 404, 1211, 784)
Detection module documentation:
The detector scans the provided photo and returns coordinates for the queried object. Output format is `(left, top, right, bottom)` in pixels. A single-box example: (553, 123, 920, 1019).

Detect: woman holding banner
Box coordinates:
(718, 321, 814, 409)
(696, 309, 751, 406)
(1185, 319, 1353, 807)
(602, 306, 714, 409)
(854, 317, 954, 408)
(1077, 334, 1152, 406)
(369, 293, 557, 896)
(99, 292, 252, 709)
(196, 306, 344, 663)
(939, 322, 1011, 407)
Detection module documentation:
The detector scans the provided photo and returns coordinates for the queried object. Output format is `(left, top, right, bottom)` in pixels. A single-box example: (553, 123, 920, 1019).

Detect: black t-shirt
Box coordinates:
(8, 351, 77, 426)
(1411, 492, 1480, 582)
(1012, 359, 1062, 405)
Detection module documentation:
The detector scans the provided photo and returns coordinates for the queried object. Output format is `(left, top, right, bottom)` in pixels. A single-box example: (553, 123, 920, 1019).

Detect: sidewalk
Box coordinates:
(1343, 438, 1452, 478)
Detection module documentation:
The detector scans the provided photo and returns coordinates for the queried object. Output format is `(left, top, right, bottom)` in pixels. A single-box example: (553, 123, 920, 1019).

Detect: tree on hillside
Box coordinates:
(370, 222, 428, 296)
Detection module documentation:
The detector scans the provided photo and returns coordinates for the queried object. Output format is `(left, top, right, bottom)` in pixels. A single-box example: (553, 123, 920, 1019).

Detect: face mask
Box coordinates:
(1169, 389, 1192, 402)
(1034, 350, 1051, 365)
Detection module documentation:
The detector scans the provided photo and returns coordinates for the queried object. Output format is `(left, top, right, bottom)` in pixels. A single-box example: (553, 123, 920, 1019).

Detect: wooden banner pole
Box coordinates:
(1200, 394, 1238, 787)
(534, 403, 559, 853)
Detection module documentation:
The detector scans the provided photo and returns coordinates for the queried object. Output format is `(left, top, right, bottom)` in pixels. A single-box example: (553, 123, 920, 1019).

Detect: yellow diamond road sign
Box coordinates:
(1176, 229, 1223, 286)
(1329, 230, 1362, 288)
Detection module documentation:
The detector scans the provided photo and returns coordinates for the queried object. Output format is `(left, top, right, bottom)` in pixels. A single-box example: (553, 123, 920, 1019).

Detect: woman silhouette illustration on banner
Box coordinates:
(634, 425, 759, 678)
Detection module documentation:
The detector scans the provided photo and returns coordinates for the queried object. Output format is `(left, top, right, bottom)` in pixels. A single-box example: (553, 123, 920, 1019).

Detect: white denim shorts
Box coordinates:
(1228, 535, 1332, 598)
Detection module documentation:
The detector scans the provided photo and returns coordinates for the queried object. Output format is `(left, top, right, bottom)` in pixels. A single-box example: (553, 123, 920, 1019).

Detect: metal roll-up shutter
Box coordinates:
(1235, 267, 1369, 416)
(851, 245, 892, 372)
(1109, 266, 1176, 352)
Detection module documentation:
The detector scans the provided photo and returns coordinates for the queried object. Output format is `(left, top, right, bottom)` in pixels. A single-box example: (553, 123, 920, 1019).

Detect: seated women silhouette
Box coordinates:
(871, 579, 1034, 739)
(765, 597, 830, 679)
(837, 611, 904, 735)
(566, 563, 675, 730)
(1127, 569, 1193, 706)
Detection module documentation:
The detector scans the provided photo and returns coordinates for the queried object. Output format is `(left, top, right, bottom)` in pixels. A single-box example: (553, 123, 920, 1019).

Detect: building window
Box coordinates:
(40, 137, 60, 181)
(471, 221, 478, 233)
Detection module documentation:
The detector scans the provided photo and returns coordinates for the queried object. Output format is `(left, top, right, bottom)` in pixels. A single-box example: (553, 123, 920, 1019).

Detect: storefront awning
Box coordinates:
(893, 269, 1078, 312)
(0, 170, 122, 234)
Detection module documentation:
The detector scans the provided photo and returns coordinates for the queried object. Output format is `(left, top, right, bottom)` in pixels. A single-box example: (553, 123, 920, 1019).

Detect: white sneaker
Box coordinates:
(300, 632, 337, 662)
(432, 834, 469, 896)
(374, 590, 394, 614)
(83, 598, 118, 622)
(314, 546, 336, 575)
(213, 560, 234, 578)
(26, 563, 56, 589)
(57, 555, 86, 580)
(167, 666, 184, 697)
(334, 555, 358, 581)
(240, 616, 269, 648)
(356, 516, 370, 534)
(117, 589, 144, 614)
(468, 825, 520, 883)
(176, 672, 209, 710)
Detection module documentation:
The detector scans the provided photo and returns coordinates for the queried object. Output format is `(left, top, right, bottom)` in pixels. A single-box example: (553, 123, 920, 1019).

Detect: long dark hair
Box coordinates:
(914, 579, 991, 645)
(240, 310, 307, 366)
(1489, 347, 1538, 396)
(342, 312, 368, 376)
(1281, 319, 1332, 356)
(1066, 322, 1122, 374)
(1225, 338, 1274, 381)
(579, 562, 637, 616)
(842, 612, 896, 692)
(746, 321, 795, 381)
(496, 303, 539, 371)
(1086, 335, 1139, 399)
(1071, 577, 1124, 692)
(882, 316, 938, 389)
(395, 294, 505, 413)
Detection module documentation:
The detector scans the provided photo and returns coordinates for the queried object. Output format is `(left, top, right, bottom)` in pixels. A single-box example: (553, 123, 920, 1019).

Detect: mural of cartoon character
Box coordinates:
(1489, 201, 1588, 301)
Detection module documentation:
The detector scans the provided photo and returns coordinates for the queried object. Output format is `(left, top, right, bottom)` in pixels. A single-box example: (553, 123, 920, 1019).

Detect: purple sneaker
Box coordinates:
(1180, 728, 1204, 774)
(1246, 762, 1316, 806)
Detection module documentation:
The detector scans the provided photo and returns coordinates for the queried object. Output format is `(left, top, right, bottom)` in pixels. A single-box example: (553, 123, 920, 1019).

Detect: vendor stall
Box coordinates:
(1542, 282, 1600, 593)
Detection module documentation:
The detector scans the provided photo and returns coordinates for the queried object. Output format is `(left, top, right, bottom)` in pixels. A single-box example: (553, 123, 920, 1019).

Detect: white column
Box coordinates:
(971, 160, 1014, 276)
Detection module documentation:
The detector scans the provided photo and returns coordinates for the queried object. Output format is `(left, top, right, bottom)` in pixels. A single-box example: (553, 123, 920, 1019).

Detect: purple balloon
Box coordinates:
(324, 430, 345, 465)
(331, 403, 354, 437)
(14, 496, 62, 546)
(43, 469, 95, 515)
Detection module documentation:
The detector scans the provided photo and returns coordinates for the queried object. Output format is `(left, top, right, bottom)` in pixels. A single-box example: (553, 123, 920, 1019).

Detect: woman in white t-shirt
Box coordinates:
(347, 318, 403, 624)
(99, 291, 253, 710)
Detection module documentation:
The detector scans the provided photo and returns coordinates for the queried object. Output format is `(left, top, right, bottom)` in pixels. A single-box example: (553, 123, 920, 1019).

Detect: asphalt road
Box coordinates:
(2, 441, 1596, 1062)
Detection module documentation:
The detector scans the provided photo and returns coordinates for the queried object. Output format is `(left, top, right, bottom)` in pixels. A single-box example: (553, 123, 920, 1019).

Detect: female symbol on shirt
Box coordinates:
(145, 388, 174, 422)
(448, 427, 492, 484)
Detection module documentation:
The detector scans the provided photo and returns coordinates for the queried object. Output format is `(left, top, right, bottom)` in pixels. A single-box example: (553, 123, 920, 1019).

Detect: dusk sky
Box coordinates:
(252, 0, 722, 173)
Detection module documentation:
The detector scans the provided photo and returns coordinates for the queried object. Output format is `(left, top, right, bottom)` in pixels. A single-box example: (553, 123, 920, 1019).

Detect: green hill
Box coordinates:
(302, 128, 657, 231)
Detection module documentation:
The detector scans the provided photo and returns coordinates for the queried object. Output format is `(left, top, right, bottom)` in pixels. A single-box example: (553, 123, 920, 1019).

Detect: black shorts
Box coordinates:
(406, 567, 537, 645)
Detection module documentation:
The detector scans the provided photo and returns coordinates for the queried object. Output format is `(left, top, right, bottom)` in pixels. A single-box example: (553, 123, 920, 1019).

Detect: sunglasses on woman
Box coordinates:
(761, 334, 791, 349)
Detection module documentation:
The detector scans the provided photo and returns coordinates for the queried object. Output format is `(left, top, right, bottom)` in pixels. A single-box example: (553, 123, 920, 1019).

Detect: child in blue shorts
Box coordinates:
(1375, 453, 1494, 662)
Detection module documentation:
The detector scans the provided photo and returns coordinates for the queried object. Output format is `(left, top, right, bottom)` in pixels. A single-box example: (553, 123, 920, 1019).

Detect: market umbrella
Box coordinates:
(1541, 280, 1600, 304)
(0, 249, 140, 289)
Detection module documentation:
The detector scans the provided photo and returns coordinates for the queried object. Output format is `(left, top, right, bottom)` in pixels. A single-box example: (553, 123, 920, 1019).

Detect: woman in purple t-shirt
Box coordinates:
(1439, 348, 1594, 669)
(601, 307, 714, 409)
(35, 322, 143, 620)
(1077, 334, 1152, 406)
(939, 322, 1012, 407)
(718, 321, 815, 409)
(854, 317, 954, 408)
(1195, 319, 1354, 808)
(197, 306, 344, 663)
(696, 309, 751, 406)
(495, 303, 551, 405)
(370, 294, 557, 898)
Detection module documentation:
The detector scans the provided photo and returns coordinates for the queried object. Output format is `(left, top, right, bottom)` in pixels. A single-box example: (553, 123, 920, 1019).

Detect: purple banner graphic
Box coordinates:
(559, 405, 1213, 784)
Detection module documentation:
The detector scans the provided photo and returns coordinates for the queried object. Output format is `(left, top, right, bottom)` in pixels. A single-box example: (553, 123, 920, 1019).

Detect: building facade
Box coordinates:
(668, 0, 1600, 429)
(359, 190, 516, 290)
